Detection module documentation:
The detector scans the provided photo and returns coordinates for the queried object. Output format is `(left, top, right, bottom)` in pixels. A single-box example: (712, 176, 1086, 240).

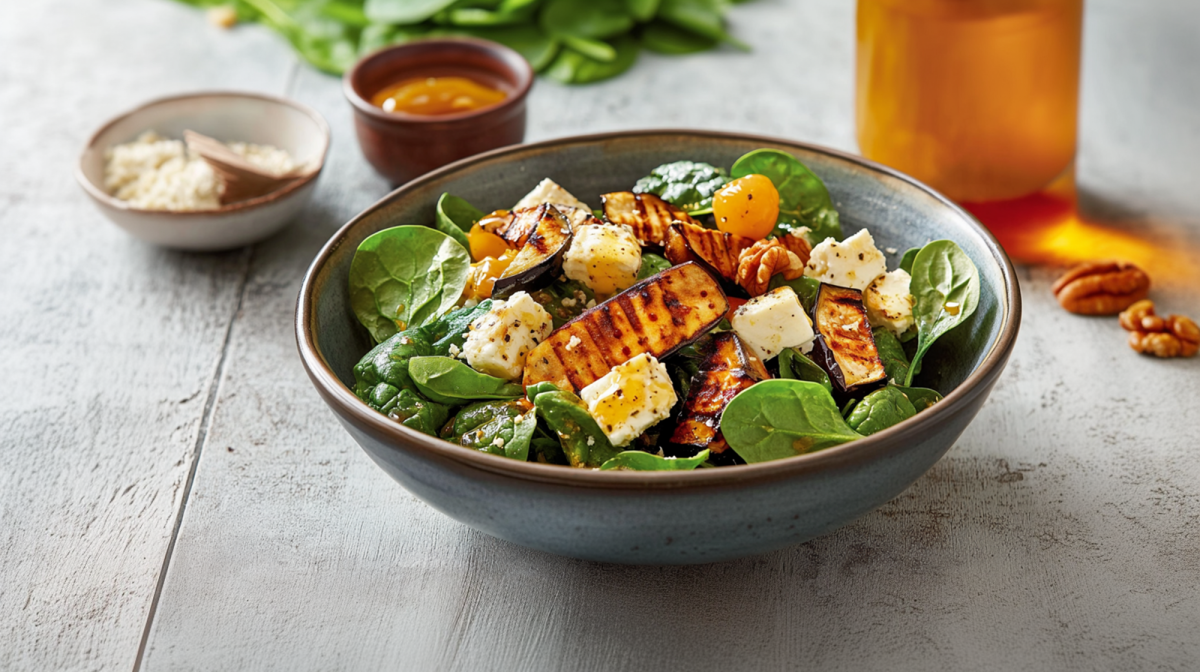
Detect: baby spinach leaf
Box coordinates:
(529, 280, 593, 329)
(904, 240, 980, 386)
(657, 0, 748, 50)
(624, 0, 660, 22)
(354, 327, 434, 408)
(442, 24, 561, 71)
(898, 247, 920, 275)
(435, 193, 481, 252)
(409, 356, 525, 405)
(443, 400, 536, 460)
(529, 385, 619, 467)
(417, 300, 493, 356)
(891, 385, 943, 411)
(872, 327, 910, 384)
(767, 274, 821, 313)
(846, 386, 917, 436)
(633, 160, 729, 214)
(365, 0, 457, 25)
(720, 380, 862, 463)
(637, 253, 673, 280)
(599, 449, 709, 471)
(384, 388, 454, 436)
(544, 34, 639, 84)
(777, 348, 832, 393)
(349, 226, 472, 343)
(560, 35, 617, 62)
(540, 0, 633, 40)
(641, 20, 718, 54)
(731, 149, 842, 244)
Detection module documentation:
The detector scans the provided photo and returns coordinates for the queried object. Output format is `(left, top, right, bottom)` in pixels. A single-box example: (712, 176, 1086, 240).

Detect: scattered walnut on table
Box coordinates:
(736, 239, 804, 296)
(1052, 260, 1151, 315)
(1118, 299, 1199, 358)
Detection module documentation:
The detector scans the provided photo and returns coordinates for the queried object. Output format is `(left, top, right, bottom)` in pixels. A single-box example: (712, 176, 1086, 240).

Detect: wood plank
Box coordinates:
(131, 0, 1199, 670)
(0, 0, 294, 669)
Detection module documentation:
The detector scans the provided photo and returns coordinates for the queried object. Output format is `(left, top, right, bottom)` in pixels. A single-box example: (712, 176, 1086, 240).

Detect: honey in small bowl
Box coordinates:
(370, 76, 508, 116)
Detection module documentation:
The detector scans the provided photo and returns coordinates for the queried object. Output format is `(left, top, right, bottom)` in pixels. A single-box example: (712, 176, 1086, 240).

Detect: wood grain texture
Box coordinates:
(0, 1, 293, 670)
(4, 0, 1200, 670)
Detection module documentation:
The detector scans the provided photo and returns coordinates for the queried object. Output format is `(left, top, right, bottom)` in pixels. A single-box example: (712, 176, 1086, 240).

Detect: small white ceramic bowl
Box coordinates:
(77, 91, 330, 251)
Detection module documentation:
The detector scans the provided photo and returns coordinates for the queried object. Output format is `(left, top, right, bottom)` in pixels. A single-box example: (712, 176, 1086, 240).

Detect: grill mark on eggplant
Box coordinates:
(601, 191, 698, 246)
(663, 221, 753, 282)
(811, 283, 887, 394)
(494, 205, 573, 299)
(668, 333, 768, 456)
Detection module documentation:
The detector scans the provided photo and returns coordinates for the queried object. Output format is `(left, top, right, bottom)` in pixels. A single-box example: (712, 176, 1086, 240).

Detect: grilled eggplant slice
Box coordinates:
(810, 283, 887, 395)
(663, 221, 755, 283)
(523, 261, 729, 393)
(669, 332, 769, 460)
(482, 206, 598, 248)
(602, 191, 700, 246)
(492, 205, 573, 299)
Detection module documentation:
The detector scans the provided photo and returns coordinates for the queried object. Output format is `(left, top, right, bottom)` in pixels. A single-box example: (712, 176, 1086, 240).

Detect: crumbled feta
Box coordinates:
(566, 335, 582, 351)
(463, 291, 554, 380)
(560, 297, 577, 308)
(492, 436, 506, 448)
(447, 343, 462, 358)
(579, 353, 677, 448)
(562, 223, 642, 297)
(863, 269, 915, 337)
(730, 286, 815, 361)
(512, 178, 591, 212)
(803, 229, 888, 290)
(885, 247, 898, 255)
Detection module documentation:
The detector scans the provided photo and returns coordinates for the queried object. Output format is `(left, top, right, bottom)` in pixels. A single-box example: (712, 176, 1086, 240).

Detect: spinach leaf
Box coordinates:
(435, 193, 481, 252)
(872, 327, 910, 384)
(891, 385, 943, 411)
(898, 247, 920, 275)
(349, 226, 471, 343)
(624, 0, 661, 22)
(641, 20, 717, 54)
(442, 400, 536, 460)
(353, 327, 434, 410)
(529, 385, 619, 467)
(657, 0, 748, 49)
(441, 24, 561, 71)
(632, 160, 728, 214)
(720, 380, 862, 463)
(528, 280, 593, 329)
(540, 0, 633, 40)
(767, 274, 821, 313)
(599, 449, 709, 471)
(777, 348, 832, 393)
(846, 386, 917, 436)
(731, 149, 842, 244)
(637, 253, 673, 280)
(544, 34, 639, 84)
(365, 0, 457, 24)
(904, 240, 981, 386)
(561, 36, 617, 62)
(419, 300, 493, 356)
(409, 356, 525, 405)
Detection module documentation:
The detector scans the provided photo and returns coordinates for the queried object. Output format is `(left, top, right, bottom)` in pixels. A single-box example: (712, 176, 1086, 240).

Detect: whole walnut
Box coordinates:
(1118, 299, 1199, 358)
(736, 239, 804, 296)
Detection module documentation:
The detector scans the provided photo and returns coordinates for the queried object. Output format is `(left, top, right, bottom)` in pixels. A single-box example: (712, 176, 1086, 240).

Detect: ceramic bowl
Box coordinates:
(296, 131, 1021, 565)
(77, 91, 329, 251)
(344, 38, 533, 185)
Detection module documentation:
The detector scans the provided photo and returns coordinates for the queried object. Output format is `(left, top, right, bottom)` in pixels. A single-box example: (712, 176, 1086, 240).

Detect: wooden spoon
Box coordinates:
(184, 130, 315, 205)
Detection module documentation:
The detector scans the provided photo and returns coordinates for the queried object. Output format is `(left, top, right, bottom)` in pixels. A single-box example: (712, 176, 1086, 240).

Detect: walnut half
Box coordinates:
(736, 238, 804, 296)
(1052, 260, 1151, 315)
(1118, 299, 1199, 358)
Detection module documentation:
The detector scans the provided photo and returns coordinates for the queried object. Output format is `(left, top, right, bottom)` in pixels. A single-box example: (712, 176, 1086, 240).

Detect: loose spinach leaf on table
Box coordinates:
(904, 240, 980, 386)
(720, 380, 861, 464)
(624, 0, 661, 22)
(544, 34, 639, 84)
(599, 449, 709, 471)
(364, 0, 456, 24)
(641, 20, 717, 54)
(777, 348, 832, 393)
(540, 0, 634, 40)
(731, 149, 842, 245)
(637, 253, 673, 280)
(633, 161, 729, 214)
(348, 226, 471, 343)
(434, 193, 482, 252)
(657, 0, 748, 49)
(409, 356, 525, 405)
(846, 386, 917, 436)
(891, 385, 943, 411)
(872, 326, 910, 384)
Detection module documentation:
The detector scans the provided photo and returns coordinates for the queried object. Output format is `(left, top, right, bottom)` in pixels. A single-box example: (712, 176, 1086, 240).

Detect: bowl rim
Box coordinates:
(296, 129, 1021, 490)
(343, 36, 535, 126)
(75, 90, 331, 216)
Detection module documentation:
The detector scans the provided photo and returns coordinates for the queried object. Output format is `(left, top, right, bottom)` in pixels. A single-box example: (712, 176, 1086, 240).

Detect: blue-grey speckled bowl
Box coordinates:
(296, 131, 1020, 565)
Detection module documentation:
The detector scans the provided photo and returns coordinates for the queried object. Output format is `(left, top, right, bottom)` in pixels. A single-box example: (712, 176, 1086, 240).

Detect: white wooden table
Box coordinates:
(4, 1, 1199, 670)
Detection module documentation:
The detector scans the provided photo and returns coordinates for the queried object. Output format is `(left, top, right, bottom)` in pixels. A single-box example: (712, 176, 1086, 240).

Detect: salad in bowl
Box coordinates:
(346, 148, 980, 472)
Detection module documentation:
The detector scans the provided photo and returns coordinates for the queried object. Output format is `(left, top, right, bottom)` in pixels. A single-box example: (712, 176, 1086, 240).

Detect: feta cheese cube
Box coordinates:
(562, 223, 642, 297)
(864, 269, 915, 337)
(730, 286, 815, 361)
(579, 353, 677, 448)
(513, 178, 592, 213)
(463, 291, 554, 380)
(803, 228, 888, 290)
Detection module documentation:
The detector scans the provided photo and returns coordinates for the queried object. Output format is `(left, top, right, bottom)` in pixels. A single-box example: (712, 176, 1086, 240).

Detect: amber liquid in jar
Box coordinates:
(371, 76, 507, 116)
(856, 0, 1083, 204)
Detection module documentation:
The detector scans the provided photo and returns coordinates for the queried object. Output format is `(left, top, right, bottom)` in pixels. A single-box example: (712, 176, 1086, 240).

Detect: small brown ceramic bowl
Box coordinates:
(344, 38, 533, 185)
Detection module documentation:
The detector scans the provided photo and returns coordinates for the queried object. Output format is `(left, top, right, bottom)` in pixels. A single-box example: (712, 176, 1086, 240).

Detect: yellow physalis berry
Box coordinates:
(713, 174, 780, 240)
(463, 249, 517, 301)
(468, 221, 510, 261)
